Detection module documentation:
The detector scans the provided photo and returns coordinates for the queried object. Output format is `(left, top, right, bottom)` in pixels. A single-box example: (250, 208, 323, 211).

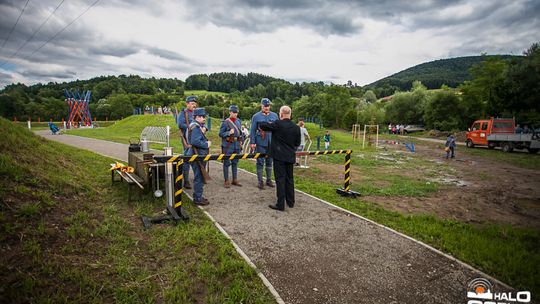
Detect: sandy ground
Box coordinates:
(365, 139, 540, 229)
(36, 130, 516, 303)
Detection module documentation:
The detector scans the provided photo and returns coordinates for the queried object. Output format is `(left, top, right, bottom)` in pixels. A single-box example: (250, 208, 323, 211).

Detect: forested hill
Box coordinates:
(366, 55, 520, 95)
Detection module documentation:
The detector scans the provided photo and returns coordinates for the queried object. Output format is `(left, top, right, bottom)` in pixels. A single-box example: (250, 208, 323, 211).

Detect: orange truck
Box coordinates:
(465, 117, 539, 153)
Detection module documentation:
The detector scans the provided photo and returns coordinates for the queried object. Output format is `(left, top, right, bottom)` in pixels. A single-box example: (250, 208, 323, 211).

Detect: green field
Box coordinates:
(0, 118, 275, 303)
(63, 115, 540, 297)
(184, 90, 228, 96)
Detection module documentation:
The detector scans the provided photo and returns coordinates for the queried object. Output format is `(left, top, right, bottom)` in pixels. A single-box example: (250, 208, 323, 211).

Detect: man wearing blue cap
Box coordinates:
(186, 107, 211, 206)
(250, 98, 279, 189)
(177, 95, 197, 189)
(219, 105, 244, 188)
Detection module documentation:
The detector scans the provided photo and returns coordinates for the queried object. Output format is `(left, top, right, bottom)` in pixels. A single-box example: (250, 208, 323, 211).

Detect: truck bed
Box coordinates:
(488, 133, 540, 149)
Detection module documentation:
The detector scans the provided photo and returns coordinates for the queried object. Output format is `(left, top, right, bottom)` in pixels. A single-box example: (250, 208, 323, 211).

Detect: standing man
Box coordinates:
(259, 106, 301, 211)
(250, 98, 279, 190)
(219, 105, 244, 188)
(186, 108, 211, 206)
(177, 96, 197, 189)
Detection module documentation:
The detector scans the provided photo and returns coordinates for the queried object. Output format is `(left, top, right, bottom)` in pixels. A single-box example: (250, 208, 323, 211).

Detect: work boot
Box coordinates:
(266, 180, 275, 188)
(258, 181, 264, 190)
(194, 198, 209, 206)
(224, 180, 231, 188)
(183, 181, 192, 189)
(232, 179, 242, 187)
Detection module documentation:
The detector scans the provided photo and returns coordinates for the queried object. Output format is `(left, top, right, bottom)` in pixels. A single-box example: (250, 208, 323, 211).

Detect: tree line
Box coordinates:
(0, 43, 538, 130)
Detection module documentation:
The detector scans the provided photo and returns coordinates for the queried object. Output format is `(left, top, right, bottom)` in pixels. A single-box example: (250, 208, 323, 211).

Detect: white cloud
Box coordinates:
(0, 0, 539, 89)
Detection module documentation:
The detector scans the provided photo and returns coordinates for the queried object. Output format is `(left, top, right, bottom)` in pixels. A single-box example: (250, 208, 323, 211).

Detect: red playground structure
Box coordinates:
(64, 90, 92, 128)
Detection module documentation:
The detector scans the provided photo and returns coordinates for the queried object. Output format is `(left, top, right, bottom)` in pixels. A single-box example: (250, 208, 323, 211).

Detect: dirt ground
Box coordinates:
(359, 141, 540, 230)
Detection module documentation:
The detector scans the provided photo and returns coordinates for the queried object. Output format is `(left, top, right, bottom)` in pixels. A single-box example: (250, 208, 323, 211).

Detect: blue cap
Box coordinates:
(185, 95, 197, 103)
(193, 108, 206, 117)
(261, 98, 271, 106)
(229, 104, 239, 113)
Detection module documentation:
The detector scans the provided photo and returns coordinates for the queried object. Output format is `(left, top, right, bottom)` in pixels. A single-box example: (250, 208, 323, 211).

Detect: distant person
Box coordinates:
(241, 124, 249, 138)
(323, 130, 331, 150)
(250, 98, 279, 190)
(523, 125, 530, 134)
(296, 120, 310, 165)
(515, 124, 523, 134)
(259, 106, 301, 211)
(445, 133, 456, 159)
(388, 123, 393, 134)
(177, 96, 198, 189)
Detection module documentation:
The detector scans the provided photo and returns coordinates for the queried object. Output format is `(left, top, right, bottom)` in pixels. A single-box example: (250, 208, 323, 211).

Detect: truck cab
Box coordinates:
(466, 118, 514, 148)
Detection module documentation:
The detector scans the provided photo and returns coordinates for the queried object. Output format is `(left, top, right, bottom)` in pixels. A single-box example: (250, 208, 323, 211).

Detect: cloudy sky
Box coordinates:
(0, 0, 539, 89)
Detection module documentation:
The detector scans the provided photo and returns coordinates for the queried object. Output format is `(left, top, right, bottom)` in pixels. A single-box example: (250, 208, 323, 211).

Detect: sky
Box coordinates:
(0, 0, 539, 89)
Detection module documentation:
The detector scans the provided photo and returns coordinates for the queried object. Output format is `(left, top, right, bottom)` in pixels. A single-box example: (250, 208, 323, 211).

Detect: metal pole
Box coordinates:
(376, 125, 379, 149)
(343, 150, 351, 192)
(362, 125, 367, 149)
(166, 125, 170, 147)
(174, 159, 184, 213)
(165, 149, 174, 210)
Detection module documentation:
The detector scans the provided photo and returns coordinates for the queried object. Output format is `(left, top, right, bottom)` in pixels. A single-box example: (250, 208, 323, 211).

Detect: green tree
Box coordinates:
(503, 43, 540, 125)
(363, 90, 377, 103)
(108, 94, 132, 119)
(384, 82, 427, 125)
(424, 89, 464, 131)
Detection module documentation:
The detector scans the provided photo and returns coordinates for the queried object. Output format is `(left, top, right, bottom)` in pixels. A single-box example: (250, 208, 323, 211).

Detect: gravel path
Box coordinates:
(37, 131, 511, 303)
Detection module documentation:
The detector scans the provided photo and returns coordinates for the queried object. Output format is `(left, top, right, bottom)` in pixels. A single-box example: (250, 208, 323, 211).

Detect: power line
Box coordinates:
(1, 0, 31, 52)
(0, 0, 66, 68)
(3, 0, 100, 67)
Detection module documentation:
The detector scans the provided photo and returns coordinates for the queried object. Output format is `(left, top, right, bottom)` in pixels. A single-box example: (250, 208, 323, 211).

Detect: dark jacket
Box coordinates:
(259, 118, 301, 163)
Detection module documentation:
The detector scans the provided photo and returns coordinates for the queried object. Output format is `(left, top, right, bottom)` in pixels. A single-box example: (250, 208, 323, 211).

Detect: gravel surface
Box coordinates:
(37, 131, 511, 304)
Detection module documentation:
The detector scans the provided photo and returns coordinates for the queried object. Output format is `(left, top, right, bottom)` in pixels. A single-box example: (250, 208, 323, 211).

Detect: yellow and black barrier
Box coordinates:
(142, 150, 359, 228)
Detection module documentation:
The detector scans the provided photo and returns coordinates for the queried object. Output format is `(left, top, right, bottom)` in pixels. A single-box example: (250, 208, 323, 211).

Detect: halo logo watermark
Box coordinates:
(466, 278, 532, 304)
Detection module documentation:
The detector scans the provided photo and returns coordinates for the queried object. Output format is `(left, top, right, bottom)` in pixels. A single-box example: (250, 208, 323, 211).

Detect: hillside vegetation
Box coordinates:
(1, 43, 538, 130)
(366, 55, 519, 94)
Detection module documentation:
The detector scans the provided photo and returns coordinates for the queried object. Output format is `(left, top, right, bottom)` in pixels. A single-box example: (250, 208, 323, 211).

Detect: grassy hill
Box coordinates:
(0, 118, 275, 303)
(366, 55, 520, 91)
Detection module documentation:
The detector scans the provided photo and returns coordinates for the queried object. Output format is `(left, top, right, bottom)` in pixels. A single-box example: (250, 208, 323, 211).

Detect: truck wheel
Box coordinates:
(466, 140, 474, 148)
(528, 148, 539, 154)
(502, 143, 514, 153)
(488, 142, 496, 149)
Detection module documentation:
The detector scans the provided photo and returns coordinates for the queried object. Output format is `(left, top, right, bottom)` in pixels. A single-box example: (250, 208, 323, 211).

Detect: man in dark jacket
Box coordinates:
(259, 106, 301, 211)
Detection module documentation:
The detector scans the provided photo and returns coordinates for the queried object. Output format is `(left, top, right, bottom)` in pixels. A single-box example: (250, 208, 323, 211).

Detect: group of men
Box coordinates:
(176, 96, 300, 211)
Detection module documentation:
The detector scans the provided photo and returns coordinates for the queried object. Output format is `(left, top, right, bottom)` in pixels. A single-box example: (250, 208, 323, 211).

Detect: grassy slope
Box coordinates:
(66, 115, 540, 296)
(0, 118, 275, 303)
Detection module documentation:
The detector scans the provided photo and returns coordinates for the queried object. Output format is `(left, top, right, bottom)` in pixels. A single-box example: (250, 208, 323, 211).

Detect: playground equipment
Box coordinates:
(297, 139, 312, 168)
(378, 139, 415, 153)
(352, 124, 361, 142)
(362, 124, 379, 149)
(64, 90, 92, 128)
(142, 149, 360, 228)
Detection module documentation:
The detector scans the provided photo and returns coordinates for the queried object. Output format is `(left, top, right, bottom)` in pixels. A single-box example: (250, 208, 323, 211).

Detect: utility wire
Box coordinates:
(6, 0, 100, 66)
(0, 0, 66, 68)
(1, 0, 31, 52)
(25, 0, 100, 60)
